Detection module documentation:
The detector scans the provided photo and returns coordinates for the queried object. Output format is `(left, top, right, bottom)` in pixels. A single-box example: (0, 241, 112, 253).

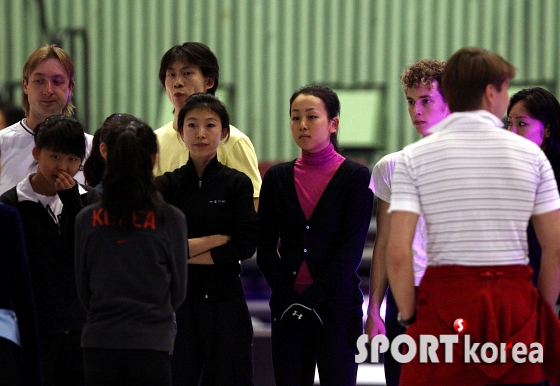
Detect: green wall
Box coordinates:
(1, 0, 559, 163)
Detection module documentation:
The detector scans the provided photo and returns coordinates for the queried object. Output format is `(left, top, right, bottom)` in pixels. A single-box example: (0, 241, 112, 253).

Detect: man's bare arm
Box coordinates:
(532, 209, 560, 308)
(366, 199, 391, 338)
(386, 210, 419, 321)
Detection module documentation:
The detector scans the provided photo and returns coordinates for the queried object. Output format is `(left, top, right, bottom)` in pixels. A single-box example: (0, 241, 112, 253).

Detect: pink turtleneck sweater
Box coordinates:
(293, 142, 345, 293)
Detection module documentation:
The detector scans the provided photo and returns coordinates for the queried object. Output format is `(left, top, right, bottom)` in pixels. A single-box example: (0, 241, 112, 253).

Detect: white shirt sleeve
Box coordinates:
(388, 151, 422, 215)
(371, 152, 398, 203)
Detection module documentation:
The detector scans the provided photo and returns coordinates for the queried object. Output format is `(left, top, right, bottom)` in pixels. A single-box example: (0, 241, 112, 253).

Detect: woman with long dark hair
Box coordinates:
(83, 113, 138, 191)
(508, 87, 560, 289)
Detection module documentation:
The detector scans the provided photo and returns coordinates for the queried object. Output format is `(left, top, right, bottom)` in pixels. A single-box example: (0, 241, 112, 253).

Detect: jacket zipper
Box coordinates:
(199, 179, 209, 299)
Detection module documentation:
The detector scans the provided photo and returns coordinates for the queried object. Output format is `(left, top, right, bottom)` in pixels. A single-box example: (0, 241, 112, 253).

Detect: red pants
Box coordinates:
(400, 265, 560, 385)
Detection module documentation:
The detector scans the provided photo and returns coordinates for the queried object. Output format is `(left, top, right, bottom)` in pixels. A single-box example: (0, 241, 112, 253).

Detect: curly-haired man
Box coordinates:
(365, 59, 450, 386)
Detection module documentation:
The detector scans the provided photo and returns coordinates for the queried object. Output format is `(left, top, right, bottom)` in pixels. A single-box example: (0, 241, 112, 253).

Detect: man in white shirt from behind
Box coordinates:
(386, 47, 560, 385)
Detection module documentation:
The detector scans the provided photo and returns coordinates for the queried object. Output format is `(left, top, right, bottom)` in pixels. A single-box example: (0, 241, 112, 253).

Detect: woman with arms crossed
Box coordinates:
(156, 93, 258, 386)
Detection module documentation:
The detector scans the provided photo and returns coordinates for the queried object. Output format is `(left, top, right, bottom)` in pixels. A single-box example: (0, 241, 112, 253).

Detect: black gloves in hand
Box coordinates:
(280, 303, 323, 328)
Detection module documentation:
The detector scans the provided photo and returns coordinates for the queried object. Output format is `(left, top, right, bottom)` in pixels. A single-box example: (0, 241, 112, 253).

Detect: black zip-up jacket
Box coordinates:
(156, 156, 258, 302)
(1, 183, 99, 336)
(0, 203, 42, 385)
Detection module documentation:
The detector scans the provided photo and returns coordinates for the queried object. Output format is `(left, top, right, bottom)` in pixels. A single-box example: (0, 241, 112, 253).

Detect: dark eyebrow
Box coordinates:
(292, 107, 320, 113)
(186, 116, 218, 121)
(168, 65, 195, 72)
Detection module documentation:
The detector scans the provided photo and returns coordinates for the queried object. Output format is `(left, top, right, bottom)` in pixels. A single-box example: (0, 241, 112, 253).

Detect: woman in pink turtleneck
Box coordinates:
(257, 85, 373, 386)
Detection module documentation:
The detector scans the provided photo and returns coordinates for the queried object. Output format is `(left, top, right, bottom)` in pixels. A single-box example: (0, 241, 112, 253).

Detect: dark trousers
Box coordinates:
(0, 337, 24, 386)
(83, 347, 171, 386)
(40, 331, 84, 386)
(271, 313, 359, 386)
(171, 295, 254, 386)
(384, 289, 406, 386)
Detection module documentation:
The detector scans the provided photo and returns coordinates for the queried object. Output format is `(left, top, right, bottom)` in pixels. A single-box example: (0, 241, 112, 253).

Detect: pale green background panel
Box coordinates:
(335, 89, 384, 148)
(1, 0, 559, 164)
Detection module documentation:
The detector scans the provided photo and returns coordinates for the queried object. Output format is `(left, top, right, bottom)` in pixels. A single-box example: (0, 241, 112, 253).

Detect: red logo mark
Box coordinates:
(505, 342, 512, 350)
(117, 239, 127, 244)
(453, 318, 467, 334)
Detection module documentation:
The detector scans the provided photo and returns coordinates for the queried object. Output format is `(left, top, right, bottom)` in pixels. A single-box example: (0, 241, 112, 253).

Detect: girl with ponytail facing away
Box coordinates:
(75, 121, 188, 386)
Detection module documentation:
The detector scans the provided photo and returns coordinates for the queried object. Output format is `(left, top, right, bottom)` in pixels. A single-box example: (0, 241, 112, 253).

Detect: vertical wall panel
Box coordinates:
(247, 0, 264, 143)
(324, 1, 338, 84)
(355, 0, 373, 84)
(144, 0, 160, 126)
(542, 0, 556, 78)
(402, 1, 423, 148)
(341, 1, 355, 85)
(1, 0, 559, 163)
(279, 1, 298, 159)
(371, 1, 387, 85)
(413, 1, 426, 59)
(449, 1, 465, 56)
(232, 1, 249, 135)
(480, 0, 490, 48)
(0, 2, 8, 81)
(309, 1, 323, 84)
(218, 0, 233, 83)
(261, 0, 279, 160)
(494, 1, 509, 59)
(509, 1, 525, 77)
(190, 0, 204, 40)
(433, 0, 448, 62)
(527, 3, 542, 81)
(387, 0, 406, 151)
(294, 0, 309, 87)
(465, 1, 479, 46)
(101, 3, 116, 121)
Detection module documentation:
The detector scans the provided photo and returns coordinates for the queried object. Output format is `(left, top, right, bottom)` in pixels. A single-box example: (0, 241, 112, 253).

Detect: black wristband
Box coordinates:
(397, 311, 416, 327)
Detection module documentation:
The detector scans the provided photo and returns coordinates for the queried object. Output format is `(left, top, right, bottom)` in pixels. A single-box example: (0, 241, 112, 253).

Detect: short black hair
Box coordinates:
(158, 42, 219, 95)
(0, 100, 25, 127)
(34, 115, 86, 160)
(177, 93, 230, 140)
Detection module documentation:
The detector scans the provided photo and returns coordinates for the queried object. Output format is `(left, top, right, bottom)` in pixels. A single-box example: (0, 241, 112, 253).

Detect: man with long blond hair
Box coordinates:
(0, 44, 91, 195)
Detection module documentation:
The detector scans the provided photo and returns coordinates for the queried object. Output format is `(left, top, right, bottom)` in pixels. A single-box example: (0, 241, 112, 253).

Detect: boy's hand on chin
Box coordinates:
(55, 171, 76, 191)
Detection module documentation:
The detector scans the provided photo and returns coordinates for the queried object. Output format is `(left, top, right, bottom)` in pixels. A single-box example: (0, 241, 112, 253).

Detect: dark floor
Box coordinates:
(252, 323, 386, 386)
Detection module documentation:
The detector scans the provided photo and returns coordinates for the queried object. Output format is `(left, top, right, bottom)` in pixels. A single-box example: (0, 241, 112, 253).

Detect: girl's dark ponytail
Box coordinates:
(102, 121, 158, 228)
